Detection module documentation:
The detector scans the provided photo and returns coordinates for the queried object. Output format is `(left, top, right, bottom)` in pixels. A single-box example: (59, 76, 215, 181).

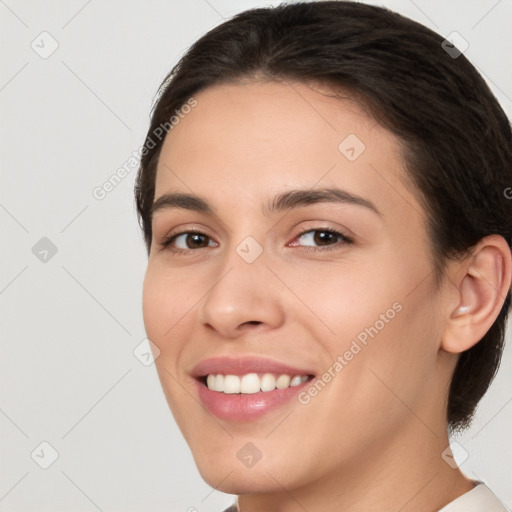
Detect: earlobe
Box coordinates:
(442, 235, 512, 354)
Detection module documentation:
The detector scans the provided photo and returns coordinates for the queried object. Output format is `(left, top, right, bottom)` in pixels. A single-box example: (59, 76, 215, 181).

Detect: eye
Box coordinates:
(290, 228, 353, 251)
(159, 227, 353, 255)
(160, 230, 217, 254)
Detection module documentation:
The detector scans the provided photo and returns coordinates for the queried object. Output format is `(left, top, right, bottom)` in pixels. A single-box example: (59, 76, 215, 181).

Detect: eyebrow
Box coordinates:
(151, 187, 381, 218)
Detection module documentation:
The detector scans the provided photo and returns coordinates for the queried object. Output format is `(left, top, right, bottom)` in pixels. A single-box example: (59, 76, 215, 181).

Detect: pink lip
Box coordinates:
(191, 356, 314, 378)
(191, 356, 316, 422)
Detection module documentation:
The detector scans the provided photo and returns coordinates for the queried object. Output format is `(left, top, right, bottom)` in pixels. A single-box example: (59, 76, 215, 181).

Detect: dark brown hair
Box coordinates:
(134, 1, 512, 431)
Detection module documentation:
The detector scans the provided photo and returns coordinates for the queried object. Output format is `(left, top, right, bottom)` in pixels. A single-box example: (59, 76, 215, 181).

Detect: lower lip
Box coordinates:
(195, 378, 312, 422)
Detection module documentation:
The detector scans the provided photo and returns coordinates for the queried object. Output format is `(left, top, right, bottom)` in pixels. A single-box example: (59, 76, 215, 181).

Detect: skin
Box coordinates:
(142, 80, 511, 512)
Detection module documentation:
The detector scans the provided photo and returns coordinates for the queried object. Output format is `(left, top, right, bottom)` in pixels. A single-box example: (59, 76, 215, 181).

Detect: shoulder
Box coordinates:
(439, 483, 507, 512)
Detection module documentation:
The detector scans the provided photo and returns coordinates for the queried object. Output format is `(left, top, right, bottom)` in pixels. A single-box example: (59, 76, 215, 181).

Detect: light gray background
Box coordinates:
(1, 1, 511, 511)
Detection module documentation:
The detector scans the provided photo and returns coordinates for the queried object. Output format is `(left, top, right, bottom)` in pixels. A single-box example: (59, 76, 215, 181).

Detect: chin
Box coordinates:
(191, 443, 310, 496)
(197, 463, 286, 495)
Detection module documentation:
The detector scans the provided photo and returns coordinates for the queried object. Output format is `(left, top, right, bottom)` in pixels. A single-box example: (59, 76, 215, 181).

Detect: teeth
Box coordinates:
(205, 372, 310, 393)
(206, 374, 216, 390)
(223, 375, 241, 394)
(240, 373, 260, 394)
(290, 375, 303, 387)
(260, 373, 276, 392)
(276, 374, 291, 389)
(214, 374, 224, 392)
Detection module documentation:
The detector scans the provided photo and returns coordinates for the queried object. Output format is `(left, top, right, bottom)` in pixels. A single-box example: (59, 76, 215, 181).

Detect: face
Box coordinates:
(142, 80, 454, 494)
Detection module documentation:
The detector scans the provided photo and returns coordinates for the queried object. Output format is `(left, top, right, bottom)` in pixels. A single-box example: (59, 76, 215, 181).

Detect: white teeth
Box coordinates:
(240, 373, 260, 394)
(206, 374, 216, 390)
(214, 374, 224, 392)
(223, 375, 240, 394)
(260, 373, 276, 392)
(205, 372, 310, 393)
(290, 375, 303, 387)
(276, 374, 291, 389)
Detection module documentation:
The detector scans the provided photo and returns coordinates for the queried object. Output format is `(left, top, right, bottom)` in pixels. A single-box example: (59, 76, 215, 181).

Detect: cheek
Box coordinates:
(142, 263, 209, 382)
(294, 259, 400, 340)
(322, 283, 440, 424)
(142, 266, 197, 421)
(141, 269, 164, 344)
(141, 265, 185, 352)
(301, 253, 438, 380)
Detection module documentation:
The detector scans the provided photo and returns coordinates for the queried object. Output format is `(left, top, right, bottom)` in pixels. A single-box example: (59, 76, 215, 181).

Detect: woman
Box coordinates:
(134, 2, 512, 511)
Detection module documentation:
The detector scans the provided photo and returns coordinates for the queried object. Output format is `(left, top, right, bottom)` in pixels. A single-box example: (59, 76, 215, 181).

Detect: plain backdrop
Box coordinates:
(1, 1, 511, 511)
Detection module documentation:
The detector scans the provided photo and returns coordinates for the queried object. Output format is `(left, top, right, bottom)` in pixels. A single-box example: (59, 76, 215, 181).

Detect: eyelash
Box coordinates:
(159, 227, 353, 255)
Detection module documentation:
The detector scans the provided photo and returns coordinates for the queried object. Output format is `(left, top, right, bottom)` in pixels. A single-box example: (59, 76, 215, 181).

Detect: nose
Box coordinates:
(199, 246, 286, 339)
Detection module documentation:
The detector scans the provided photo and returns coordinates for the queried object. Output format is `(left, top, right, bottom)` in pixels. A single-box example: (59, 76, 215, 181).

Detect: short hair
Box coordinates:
(134, 1, 512, 432)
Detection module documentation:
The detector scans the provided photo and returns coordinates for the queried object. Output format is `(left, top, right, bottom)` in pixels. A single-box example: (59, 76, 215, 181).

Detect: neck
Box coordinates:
(236, 418, 475, 512)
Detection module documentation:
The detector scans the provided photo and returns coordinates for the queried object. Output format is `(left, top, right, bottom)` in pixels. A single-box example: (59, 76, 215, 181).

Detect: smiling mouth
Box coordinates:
(199, 372, 315, 394)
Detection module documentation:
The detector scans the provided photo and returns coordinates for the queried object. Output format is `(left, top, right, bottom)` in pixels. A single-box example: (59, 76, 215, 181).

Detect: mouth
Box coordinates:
(191, 356, 316, 422)
(199, 372, 313, 393)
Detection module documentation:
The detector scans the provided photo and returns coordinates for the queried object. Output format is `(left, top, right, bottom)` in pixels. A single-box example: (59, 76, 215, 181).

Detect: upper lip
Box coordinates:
(191, 356, 316, 378)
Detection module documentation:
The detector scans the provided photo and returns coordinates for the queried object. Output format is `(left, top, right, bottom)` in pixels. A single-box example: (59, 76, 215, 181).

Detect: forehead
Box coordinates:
(154, 80, 422, 221)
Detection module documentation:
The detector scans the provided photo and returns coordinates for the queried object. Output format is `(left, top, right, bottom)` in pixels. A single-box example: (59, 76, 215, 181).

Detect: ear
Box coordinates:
(441, 235, 512, 354)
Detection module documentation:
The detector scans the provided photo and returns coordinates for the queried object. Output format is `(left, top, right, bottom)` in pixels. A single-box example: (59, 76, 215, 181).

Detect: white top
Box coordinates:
(439, 483, 507, 511)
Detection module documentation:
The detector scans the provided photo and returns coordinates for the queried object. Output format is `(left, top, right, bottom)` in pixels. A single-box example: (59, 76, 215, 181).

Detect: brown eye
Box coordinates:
(293, 228, 352, 250)
(161, 230, 216, 252)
